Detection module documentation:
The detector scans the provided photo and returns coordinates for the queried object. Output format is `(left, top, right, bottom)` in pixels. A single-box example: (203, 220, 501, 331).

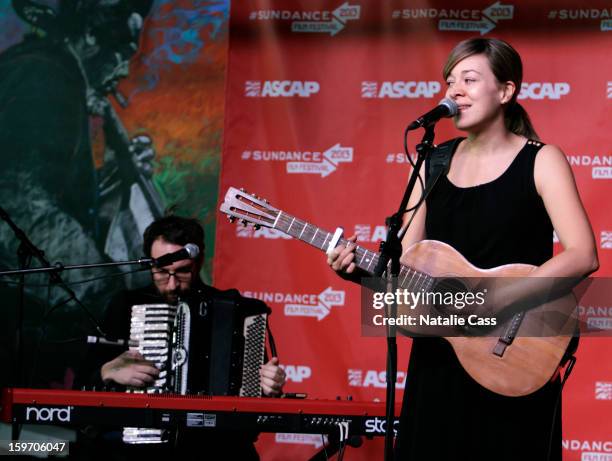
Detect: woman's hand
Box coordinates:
(327, 235, 362, 282)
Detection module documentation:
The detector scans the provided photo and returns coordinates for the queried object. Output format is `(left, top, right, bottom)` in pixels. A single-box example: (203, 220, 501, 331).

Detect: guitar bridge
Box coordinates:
(493, 311, 525, 357)
(493, 340, 509, 357)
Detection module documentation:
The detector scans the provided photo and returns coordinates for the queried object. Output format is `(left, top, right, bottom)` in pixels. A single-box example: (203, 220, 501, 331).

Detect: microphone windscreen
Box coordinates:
(439, 98, 458, 117)
(184, 243, 200, 259)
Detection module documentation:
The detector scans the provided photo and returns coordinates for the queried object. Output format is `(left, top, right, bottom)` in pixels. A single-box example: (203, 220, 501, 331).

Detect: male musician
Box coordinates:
(76, 215, 285, 460)
(0, 0, 156, 387)
(98, 215, 286, 395)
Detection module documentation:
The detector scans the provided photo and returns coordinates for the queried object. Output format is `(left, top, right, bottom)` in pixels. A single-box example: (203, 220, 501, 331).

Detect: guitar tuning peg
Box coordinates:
(254, 225, 261, 230)
(263, 199, 268, 204)
(228, 216, 236, 223)
(240, 220, 248, 227)
(240, 187, 246, 192)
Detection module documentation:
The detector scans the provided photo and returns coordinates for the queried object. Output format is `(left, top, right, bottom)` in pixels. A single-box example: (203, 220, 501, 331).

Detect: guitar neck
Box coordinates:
(273, 211, 432, 291)
(274, 211, 379, 274)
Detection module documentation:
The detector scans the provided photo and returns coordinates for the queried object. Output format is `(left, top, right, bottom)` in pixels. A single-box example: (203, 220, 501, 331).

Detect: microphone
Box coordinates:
(407, 98, 458, 130)
(151, 243, 200, 268)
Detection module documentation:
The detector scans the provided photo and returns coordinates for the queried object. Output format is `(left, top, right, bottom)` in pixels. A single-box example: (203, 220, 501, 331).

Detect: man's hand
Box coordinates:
(100, 350, 159, 387)
(260, 357, 286, 397)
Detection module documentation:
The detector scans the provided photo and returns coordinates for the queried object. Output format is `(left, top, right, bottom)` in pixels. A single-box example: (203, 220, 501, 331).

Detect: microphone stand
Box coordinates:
(373, 124, 436, 461)
(0, 258, 156, 277)
(0, 207, 154, 389)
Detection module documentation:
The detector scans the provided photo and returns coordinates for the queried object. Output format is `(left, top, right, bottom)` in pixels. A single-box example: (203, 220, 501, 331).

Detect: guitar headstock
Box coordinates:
(220, 187, 279, 229)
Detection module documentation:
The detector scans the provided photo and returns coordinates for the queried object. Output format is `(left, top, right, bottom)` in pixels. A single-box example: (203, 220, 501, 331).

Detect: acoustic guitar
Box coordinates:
(220, 187, 577, 396)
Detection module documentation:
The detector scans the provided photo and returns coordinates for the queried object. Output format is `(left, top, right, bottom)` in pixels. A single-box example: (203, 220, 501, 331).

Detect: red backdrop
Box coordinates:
(214, 1, 612, 459)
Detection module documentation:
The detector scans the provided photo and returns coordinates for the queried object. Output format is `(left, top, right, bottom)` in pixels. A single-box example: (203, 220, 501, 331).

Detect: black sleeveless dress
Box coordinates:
(395, 139, 563, 460)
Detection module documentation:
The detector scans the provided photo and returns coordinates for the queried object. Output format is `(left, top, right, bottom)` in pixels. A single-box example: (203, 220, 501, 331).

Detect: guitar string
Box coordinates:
(273, 213, 467, 295)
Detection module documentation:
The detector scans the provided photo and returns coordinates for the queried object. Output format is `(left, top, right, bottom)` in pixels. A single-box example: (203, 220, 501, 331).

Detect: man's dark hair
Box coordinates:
(143, 216, 205, 259)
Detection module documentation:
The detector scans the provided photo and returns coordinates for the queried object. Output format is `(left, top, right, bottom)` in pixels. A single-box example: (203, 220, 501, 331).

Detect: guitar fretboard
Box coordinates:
(273, 211, 434, 292)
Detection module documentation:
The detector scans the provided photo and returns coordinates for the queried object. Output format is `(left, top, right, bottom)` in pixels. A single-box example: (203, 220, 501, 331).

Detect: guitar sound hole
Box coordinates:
(430, 278, 474, 317)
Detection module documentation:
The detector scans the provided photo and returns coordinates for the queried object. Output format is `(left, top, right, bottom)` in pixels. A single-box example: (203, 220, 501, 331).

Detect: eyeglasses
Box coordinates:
(152, 267, 193, 283)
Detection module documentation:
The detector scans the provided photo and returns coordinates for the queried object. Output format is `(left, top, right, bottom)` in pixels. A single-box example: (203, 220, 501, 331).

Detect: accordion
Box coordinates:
(123, 291, 270, 444)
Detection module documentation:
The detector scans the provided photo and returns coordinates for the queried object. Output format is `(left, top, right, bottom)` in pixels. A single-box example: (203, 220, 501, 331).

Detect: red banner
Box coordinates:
(215, 1, 612, 459)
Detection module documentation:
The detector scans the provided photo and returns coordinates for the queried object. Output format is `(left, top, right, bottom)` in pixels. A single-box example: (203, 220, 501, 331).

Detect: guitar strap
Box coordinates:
(399, 137, 462, 238)
(426, 137, 462, 187)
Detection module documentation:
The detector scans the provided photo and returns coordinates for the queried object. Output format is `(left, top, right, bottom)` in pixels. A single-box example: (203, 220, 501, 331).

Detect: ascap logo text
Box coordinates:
(245, 80, 320, 98)
(362, 81, 441, 99)
(281, 365, 312, 383)
(518, 82, 570, 100)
